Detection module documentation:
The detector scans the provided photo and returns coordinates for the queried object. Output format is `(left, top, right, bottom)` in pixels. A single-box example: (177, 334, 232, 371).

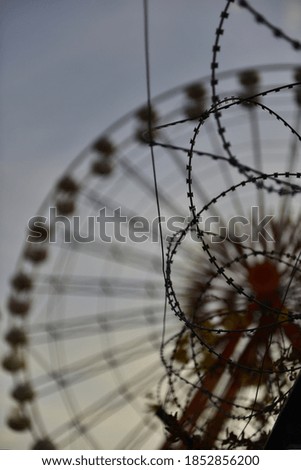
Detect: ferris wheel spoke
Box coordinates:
(280, 106, 301, 217)
(157, 129, 223, 220)
(79, 187, 140, 219)
(4, 50, 301, 450)
(115, 416, 160, 449)
(30, 331, 169, 395)
(55, 238, 163, 273)
(118, 154, 184, 216)
(287, 107, 301, 173)
(46, 362, 162, 447)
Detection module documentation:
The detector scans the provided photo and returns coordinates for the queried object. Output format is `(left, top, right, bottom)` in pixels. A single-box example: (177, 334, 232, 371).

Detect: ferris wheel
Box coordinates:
(3, 0, 301, 450)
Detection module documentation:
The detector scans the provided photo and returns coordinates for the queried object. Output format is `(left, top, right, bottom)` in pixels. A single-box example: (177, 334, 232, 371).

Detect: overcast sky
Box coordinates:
(1, 0, 301, 449)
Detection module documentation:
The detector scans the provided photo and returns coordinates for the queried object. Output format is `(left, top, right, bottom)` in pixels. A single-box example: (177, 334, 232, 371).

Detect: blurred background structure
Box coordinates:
(1, 0, 301, 449)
